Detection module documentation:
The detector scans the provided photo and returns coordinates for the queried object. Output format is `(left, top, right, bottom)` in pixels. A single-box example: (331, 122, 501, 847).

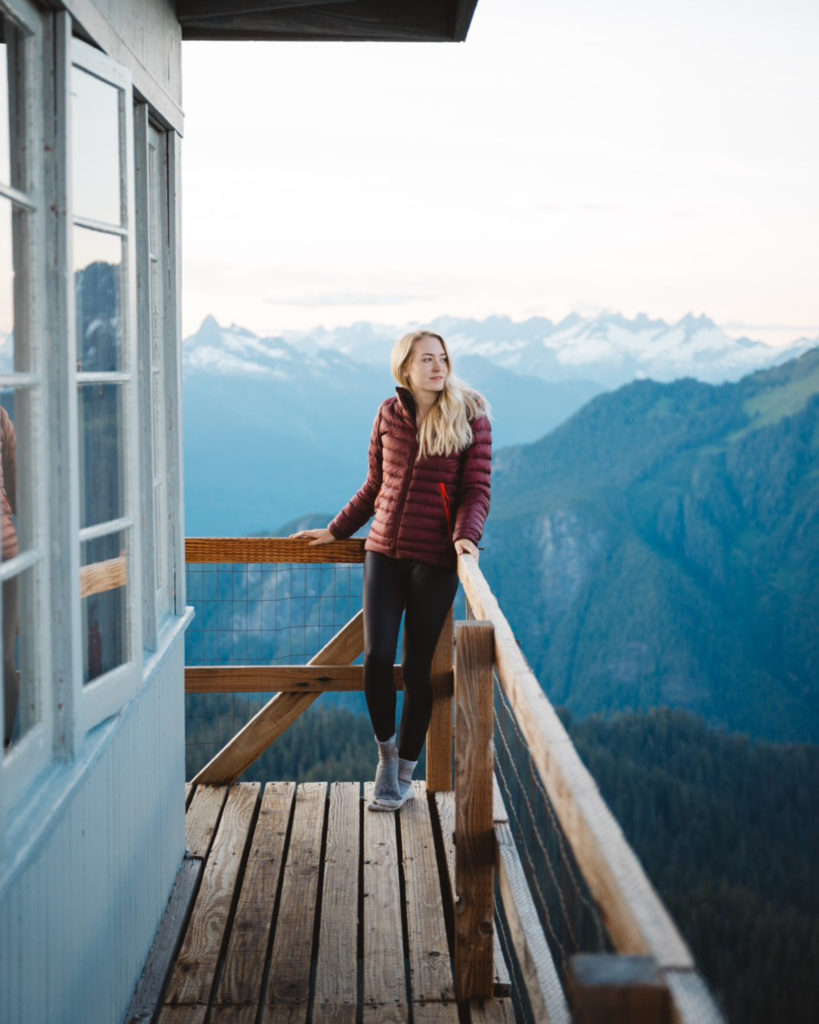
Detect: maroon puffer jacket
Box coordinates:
(329, 388, 492, 569)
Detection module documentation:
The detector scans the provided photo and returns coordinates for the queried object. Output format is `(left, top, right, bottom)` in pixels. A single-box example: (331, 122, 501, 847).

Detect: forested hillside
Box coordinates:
(566, 708, 819, 1024)
(483, 347, 819, 741)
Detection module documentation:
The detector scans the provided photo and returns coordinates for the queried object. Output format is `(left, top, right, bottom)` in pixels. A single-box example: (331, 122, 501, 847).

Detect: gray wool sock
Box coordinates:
(398, 757, 417, 800)
(371, 735, 401, 808)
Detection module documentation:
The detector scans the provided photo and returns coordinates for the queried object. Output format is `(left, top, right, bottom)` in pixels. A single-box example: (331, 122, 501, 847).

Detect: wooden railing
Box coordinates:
(184, 537, 725, 1023)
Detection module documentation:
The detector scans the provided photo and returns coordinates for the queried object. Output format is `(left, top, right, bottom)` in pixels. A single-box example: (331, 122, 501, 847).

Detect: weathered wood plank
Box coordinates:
(164, 784, 260, 1006)
(567, 954, 671, 1024)
(495, 818, 571, 1024)
(435, 791, 511, 997)
(454, 621, 495, 1000)
(213, 783, 296, 1009)
(185, 664, 404, 693)
(426, 605, 454, 792)
(192, 611, 364, 784)
(468, 997, 517, 1023)
(400, 782, 455, 1004)
(156, 1005, 208, 1024)
(457, 556, 693, 970)
(313, 782, 360, 1024)
(261, 782, 327, 1024)
(362, 781, 408, 1023)
(184, 784, 228, 859)
(664, 969, 726, 1024)
(412, 1001, 460, 1023)
(126, 858, 202, 1023)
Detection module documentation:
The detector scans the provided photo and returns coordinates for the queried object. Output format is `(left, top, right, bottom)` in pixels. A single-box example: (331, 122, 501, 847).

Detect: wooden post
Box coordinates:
(454, 619, 495, 999)
(426, 604, 454, 792)
(567, 954, 671, 1024)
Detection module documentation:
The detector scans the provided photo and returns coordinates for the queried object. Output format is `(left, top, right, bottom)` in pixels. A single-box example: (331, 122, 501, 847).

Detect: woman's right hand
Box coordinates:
(289, 527, 336, 546)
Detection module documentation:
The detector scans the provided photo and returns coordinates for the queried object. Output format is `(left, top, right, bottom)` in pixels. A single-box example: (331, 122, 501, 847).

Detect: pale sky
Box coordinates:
(180, 0, 819, 348)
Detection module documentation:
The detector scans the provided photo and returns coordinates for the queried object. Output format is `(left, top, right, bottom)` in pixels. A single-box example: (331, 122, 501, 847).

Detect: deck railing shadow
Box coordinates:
(184, 537, 724, 1023)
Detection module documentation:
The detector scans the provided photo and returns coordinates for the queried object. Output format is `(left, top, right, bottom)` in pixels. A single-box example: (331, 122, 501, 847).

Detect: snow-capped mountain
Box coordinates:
(280, 311, 813, 388)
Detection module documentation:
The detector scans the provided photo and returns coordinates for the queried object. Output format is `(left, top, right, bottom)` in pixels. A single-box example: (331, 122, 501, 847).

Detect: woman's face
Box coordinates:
(407, 335, 449, 397)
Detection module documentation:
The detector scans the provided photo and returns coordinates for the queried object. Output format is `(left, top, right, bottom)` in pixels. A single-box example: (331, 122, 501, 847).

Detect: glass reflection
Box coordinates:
(1, 387, 17, 748)
(78, 381, 125, 529)
(71, 64, 121, 225)
(3, 564, 34, 751)
(0, 197, 12, 364)
(0, 19, 10, 188)
(82, 531, 129, 684)
(74, 227, 122, 372)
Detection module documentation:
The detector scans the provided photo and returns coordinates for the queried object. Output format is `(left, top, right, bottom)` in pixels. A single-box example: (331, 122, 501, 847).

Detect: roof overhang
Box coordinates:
(176, 1, 480, 43)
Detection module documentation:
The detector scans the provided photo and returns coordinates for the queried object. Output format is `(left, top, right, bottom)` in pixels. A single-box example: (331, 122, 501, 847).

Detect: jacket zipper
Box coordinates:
(391, 435, 418, 556)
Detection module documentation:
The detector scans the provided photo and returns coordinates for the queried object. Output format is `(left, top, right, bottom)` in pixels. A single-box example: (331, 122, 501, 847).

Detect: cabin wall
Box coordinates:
(0, 1, 187, 1021)
(0, 619, 188, 1023)
(65, 0, 182, 124)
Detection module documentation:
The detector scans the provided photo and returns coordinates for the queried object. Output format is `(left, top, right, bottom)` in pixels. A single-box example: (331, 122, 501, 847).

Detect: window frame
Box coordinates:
(0, 0, 51, 807)
(135, 106, 175, 647)
(69, 36, 142, 738)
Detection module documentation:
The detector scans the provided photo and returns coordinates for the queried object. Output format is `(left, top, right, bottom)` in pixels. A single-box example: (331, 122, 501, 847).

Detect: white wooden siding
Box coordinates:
(0, 615, 190, 1024)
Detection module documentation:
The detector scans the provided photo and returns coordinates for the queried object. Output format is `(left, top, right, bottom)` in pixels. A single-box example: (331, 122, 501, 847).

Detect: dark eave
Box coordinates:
(176, 0, 479, 43)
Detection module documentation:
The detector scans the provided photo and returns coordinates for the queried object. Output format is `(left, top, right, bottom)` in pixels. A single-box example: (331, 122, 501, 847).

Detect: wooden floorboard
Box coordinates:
(150, 780, 520, 1023)
(214, 782, 296, 1011)
(362, 781, 409, 1023)
(163, 784, 260, 1009)
(261, 782, 327, 1024)
(400, 782, 457, 1009)
(313, 782, 360, 1024)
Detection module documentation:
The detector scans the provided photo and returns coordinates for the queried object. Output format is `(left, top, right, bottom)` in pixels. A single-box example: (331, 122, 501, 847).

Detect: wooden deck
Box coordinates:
(128, 781, 516, 1024)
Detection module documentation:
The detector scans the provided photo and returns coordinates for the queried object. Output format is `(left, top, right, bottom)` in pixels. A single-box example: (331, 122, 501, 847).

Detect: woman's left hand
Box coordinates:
(454, 537, 479, 561)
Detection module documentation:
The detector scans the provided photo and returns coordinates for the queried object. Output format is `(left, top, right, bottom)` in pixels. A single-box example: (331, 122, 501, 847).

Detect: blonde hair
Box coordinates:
(391, 330, 489, 459)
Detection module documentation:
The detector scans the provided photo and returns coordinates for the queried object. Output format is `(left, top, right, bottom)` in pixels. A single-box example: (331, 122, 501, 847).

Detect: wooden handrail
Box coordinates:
(456, 554, 724, 1022)
(185, 536, 366, 564)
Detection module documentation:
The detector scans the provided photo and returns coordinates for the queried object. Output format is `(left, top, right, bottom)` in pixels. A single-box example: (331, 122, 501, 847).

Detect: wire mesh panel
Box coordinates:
(493, 675, 612, 1010)
(185, 560, 364, 779)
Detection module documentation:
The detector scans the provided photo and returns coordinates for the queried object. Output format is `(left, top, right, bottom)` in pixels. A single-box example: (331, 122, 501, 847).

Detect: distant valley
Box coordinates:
(183, 312, 819, 742)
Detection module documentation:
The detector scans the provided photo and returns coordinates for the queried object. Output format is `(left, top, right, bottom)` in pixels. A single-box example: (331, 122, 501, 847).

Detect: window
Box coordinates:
(135, 110, 173, 643)
(71, 39, 141, 732)
(1, 0, 48, 794)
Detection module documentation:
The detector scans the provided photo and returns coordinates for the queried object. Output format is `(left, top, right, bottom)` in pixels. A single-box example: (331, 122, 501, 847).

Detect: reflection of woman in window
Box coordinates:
(292, 331, 492, 810)
(1, 406, 19, 749)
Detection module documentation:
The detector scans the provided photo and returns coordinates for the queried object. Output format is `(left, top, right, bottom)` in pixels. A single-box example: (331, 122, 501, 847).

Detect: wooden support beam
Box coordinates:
(184, 663, 413, 694)
(567, 954, 671, 1024)
(191, 610, 364, 784)
(426, 604, 454, 792)
(454, 620, 495, 1000)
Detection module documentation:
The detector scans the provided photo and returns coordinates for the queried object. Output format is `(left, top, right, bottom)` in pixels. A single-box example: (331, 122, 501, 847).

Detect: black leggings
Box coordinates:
(363, 550, 458, 761)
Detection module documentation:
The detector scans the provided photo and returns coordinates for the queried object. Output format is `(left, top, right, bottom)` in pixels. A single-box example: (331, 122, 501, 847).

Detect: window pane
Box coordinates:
(3, 563, 35, 750)
(0, 196, 32, 374)
(0, 386, 33, 555)
(0, 15, 24, 192)
(78, 382, 125, 528)
(74, 226, 123, 372)
(70, 64, 121, 225)
(81, 530, 130, 684)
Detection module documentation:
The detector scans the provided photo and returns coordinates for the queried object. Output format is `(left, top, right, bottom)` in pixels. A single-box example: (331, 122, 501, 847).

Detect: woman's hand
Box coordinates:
(454, 537, 479, 561)
(290, 527, 336, 546)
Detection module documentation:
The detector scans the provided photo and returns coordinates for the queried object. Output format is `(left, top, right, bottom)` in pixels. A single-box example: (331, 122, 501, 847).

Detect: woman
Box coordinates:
(292, 330, 492, 810)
